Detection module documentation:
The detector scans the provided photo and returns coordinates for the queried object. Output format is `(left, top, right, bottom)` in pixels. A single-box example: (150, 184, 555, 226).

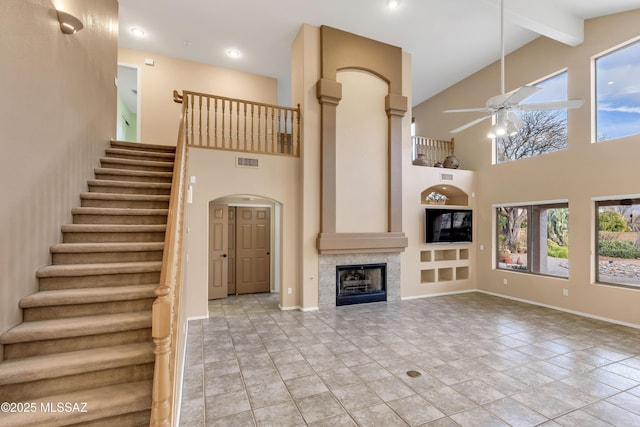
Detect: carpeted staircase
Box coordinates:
(0, 141, 176, 426)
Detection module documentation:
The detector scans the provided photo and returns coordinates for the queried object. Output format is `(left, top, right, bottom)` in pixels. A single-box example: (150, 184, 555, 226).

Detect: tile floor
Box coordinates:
(179, 292, 640, 426)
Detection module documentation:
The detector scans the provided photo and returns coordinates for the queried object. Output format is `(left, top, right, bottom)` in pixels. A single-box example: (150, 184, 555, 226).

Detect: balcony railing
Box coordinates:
(173, 90, 300, 157)
(412, 136, 454, 166)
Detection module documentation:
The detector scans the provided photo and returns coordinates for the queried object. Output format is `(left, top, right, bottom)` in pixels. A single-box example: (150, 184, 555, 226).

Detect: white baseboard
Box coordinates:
(477, 290, 640, 330)
(278, 304, 301, 311)
(300, 306, 319, 312)
(401, 289, 476, 300)
(187, 314, 209, 321)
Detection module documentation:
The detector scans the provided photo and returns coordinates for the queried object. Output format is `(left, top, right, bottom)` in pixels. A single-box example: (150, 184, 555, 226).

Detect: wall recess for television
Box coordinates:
(421, 185, 468, 206)
(420, 183, 471, 285)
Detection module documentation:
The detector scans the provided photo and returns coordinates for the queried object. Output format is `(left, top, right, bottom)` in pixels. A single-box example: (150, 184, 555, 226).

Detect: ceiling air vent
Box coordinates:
(440, 173, 454, 181)
(236, 157, 259, 168)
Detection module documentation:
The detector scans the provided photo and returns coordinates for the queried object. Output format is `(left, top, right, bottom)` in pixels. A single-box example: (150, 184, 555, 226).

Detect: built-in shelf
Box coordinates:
(456, 266, 469, 280)
(420, 269, 436, 283)
(419, 246, 471, 284)
(434, 249, 457, 261)
(421, 185, 469, 206)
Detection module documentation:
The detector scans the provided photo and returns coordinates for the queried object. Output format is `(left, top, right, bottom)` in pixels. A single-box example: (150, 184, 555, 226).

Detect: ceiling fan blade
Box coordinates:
(507, 111, 525, 129)
(449, 114, 493, 134)
(443, 107, 492, 113)
(502, 86, 543, 106)
(515, 98, 585, 111)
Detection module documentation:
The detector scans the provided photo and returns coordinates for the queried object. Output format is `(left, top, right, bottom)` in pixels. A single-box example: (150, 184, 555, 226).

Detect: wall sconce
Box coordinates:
(56, 10, 84, 34)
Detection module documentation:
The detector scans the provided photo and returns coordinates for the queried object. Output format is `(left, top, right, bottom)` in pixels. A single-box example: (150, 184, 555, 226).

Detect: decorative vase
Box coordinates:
(443, 155, 460, 169)
(412, 153, 429, 166)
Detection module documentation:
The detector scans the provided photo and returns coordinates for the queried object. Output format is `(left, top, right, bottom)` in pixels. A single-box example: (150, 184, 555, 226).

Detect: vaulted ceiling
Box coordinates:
(118, 0, 639, 106)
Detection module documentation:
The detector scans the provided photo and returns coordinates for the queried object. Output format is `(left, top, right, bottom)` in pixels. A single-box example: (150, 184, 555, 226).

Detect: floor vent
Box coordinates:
(236, 157, 260, 168)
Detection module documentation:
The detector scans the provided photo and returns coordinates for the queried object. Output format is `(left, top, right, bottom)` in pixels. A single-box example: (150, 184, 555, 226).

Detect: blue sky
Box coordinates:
(596, 39, 640, 140)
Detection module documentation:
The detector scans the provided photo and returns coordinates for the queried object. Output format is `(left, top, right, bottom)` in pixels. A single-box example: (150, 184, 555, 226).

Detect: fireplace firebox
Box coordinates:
(336, 263, 387, 306)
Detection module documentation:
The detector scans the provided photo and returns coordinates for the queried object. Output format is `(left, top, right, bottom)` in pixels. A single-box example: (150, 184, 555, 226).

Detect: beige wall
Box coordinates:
(335, 70, 389, 233)
(291, 24, 321, 309)
(118, 48, 278, 146)
(185, 148, 300, 317)
(0, 0, 118, 337)
(413, 10, 640, 326)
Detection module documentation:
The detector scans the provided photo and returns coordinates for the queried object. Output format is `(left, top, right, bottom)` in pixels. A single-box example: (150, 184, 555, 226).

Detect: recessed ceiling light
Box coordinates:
(130, 27, 145, 37)
(227, 49, 241, 58)
(608, 81, 615, 85)
(388, 0, 400, 9)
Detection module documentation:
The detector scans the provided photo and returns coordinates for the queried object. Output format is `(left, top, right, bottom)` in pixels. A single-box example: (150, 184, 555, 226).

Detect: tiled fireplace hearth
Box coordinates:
(319, 253, 400, 308)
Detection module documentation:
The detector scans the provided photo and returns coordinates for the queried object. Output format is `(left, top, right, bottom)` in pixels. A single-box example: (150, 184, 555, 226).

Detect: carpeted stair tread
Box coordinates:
(111, 139, 176, 153)
(94, 167, 173, 179)
(80, 192, 170, 202)
(71, 207, 168, 216)
(99, 156, 174, 169)
(61, 224, 166, 233)
(19, 285, 157, 308)
(87, 179, 171, 190)
(0, 342, 154, 385)
(105, 147, 175, 161)
(36, 261, 162, 278)
(0, 380, 152, 427)
(0, 312, 151, 344)
(50, 242, 165, 254)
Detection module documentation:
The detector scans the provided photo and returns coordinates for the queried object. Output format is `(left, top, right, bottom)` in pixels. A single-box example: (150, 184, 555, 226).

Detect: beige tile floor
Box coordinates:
(179, 292, 640, 426)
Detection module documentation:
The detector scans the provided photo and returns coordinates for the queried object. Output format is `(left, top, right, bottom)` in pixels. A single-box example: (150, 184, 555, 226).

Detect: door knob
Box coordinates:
(266, 252, 270, 255)
(221, 254, 227, 258)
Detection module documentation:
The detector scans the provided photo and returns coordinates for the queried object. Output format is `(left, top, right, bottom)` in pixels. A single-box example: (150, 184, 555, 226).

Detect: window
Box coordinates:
(596, 198, 640, 288)
(496, 72, 569, 163)
(595, 39, 640, 142)
(496, 202, 569, 278)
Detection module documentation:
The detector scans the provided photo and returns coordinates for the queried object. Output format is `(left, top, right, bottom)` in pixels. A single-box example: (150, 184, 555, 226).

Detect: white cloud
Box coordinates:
(598, 104, 640, 114)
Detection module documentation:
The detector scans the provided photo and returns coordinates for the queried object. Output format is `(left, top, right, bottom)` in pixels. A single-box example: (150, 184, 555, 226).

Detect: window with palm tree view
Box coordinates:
(497, 203, 569, 278)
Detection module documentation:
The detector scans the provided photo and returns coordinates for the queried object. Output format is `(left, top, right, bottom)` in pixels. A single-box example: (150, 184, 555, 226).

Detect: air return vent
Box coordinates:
(236, 157, 260, 168)
(440, 173, 453, 181)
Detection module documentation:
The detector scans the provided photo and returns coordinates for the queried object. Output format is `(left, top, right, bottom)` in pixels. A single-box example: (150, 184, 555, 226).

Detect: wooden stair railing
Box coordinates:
(150, 96, 189, 426)
(174, 90, 300, 157)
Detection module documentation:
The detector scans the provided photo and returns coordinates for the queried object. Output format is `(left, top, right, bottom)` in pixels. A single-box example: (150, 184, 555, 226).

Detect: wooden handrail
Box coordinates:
(174, 90, 301, 157)
(150, 95, 188, 426)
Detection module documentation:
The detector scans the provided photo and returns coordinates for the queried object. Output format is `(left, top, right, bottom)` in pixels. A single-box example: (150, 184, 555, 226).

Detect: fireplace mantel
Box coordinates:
(317, 232, 407, 254)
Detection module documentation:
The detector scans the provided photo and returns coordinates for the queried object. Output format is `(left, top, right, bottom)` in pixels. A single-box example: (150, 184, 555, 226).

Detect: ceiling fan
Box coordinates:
(444, 0, 584, 137)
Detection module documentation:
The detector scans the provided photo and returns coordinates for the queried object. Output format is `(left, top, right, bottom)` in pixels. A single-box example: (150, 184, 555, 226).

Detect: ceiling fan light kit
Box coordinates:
(444, 0, 584, 138)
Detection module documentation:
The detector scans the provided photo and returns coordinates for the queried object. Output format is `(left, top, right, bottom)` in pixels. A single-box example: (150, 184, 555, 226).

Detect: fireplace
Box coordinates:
(336, 263, 387, 306)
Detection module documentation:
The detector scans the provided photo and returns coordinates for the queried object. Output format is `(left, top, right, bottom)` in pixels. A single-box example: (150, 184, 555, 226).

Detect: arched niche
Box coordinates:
(421, 185, 469, 207)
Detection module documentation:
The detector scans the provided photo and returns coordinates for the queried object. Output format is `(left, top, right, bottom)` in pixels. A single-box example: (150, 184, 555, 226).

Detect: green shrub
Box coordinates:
(547, 244, 568, 258)
(598, 239, 640, 259)
(598, 210, 631, 232)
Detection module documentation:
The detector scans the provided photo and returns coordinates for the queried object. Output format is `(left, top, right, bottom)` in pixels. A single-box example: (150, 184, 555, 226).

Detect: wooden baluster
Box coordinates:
(250, 104, 255, 152)
(189, 95, 195, 144)
(206, 97, 211, 147)
(198, 95, 203, 146)
(214, 97, 218, 148)
(236, 100, 241, 151)
(257, 105, 262, 153)
(222, 99, 226, 148)
(243, 102, 247, 151)
(276, 108, 282, 153)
